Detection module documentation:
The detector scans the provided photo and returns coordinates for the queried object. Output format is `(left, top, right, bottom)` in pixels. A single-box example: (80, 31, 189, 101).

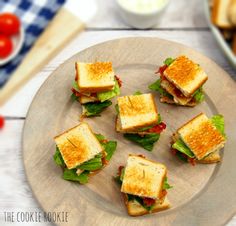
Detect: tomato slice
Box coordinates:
(115, 75, 122, 87)
(118, 166, 124, 176)
(155, 64, 168, 75)
(143, 197, 156, 206)
(148, 122, 166, 134)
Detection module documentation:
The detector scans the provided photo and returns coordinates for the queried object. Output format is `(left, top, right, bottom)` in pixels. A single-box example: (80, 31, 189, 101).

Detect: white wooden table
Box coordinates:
(0, 0, 235, 225)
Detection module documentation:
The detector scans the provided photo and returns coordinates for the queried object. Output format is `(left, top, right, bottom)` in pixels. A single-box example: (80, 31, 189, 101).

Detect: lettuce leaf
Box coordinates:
(95, 134, 106, 142)
(63, 169, 89, 184)
(124, 133, 160, 151)
(163, 177, 173, 189)
(115, 104, 119, 114)
(71, 93, 78, 102)
(71, 81, 80, 102)
(53, 147, 65, 167)
(95, 134, 117, 161)
(77, 154, 103, 171)
(127, 195, 155, 212)
(176, 152, 188, 162)
(97, 80, 120, 102)
(193, 87, 205, 103)
(211, 114, 226, 137)
(164, 57, 175, 66)
(148, 79, 173, 99)
(114, 167, 125, 185)
(172, 139, 195, 158)
(72, 81, 80, 92)
(83, 100, 112, 117)
(133, 91, 142, 95)
(104, 141, 117, 161)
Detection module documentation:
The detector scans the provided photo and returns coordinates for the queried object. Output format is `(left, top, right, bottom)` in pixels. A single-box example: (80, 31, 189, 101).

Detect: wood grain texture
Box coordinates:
(0, 30, 235, 118)
(23, 37, 236, 226)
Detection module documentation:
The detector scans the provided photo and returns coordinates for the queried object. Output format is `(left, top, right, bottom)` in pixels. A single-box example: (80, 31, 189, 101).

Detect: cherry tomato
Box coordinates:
(0, 115, 5, 129)
(0, 13, 20, 36)
(0, 35, 13, 58)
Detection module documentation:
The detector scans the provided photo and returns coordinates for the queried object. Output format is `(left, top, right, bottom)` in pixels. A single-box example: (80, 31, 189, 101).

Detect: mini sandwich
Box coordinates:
(53, 122, 117, 184)
(171, 113, 226, 165)
(116, 93, 166, 151)
(115, 155, 172, 216)
(149, 56, 208, 107)
(71, 61, 122, 117)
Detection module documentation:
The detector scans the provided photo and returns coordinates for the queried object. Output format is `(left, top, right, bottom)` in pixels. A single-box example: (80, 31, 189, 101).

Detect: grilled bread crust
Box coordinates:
(54, 123, 103, 169)
(121, 155, 167, 199)
(76, 62, 115, 93)
(172, 133, 221, 163)
(117, 94, 159, 131)
(177, 113, 226, 160)
(161, 79, 192, 105)
(197, 151, 221, 163)
(163, 56, 208, 97)
(160, 96, 197, 107)
(79, 95, 99, 104)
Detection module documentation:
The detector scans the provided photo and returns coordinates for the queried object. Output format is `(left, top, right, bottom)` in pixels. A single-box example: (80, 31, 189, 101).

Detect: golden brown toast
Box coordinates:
(163, 56, 208, 97)
(117, 94, 158, 131)
(54, 123, 103, 169)
(177, 113, 226, 160)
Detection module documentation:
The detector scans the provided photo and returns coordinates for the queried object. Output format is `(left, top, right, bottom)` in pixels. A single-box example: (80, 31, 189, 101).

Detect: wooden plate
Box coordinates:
(23, 37, 236, 226)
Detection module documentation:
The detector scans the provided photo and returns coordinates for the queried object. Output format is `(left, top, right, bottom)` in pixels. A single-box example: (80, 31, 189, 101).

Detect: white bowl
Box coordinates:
(116, 0, 170, 29)
(0, 26, 25, 66)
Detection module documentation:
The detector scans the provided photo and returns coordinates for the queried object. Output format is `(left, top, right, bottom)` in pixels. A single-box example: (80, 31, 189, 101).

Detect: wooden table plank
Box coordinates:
(0, 30, 235, 118)
(0, 120, 51, 226)
(87, 0, 208, 28)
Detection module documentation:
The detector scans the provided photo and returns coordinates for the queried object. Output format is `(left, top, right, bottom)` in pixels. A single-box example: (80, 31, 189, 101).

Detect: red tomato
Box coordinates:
(143, 197, 156, 206)
(0, 13, 20, 36)
(0, 115, 5, 129)
(0, 35, 13, 58)
(155, 64, 167, 75)
(148, 122, 166, 134)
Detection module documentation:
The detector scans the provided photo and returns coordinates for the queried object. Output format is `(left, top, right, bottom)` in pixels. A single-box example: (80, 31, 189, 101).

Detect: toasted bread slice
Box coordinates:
(121, 155, 167, 199)
(117, 94, 158, 132)
(161, 79, 192, 105)
(124, 194, 170, 216)
(116, 117, 153, 134)
(228, 0, 236, 25)
(172, 133, 221, 163)
(76, 62, 115, 93)
(197, 151, 221, 164)
(79, 95, 99, 104)
(177, 113, 226, 160)
(212, 0, 233, 28)
(54, 123, 103, 169)
(160, 96, 197, 107)
(163, 56, 208, 97)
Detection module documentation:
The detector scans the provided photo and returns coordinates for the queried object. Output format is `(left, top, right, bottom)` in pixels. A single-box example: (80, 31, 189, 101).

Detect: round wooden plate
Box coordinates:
(23, 37, 236, 226)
